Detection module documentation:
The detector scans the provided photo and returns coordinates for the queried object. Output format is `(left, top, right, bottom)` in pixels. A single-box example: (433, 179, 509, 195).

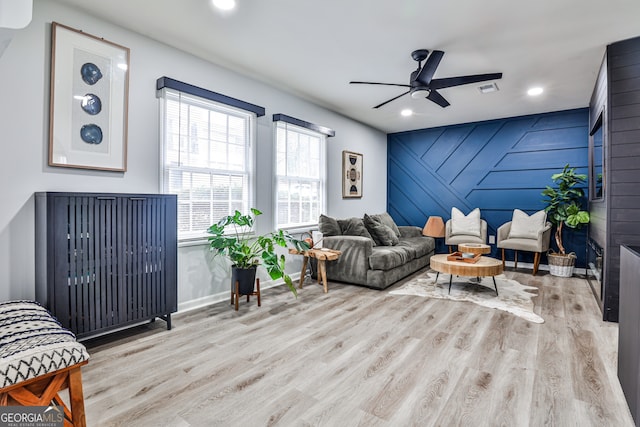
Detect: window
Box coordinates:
(158, 79, 263, 240)
(275, 119, 328, 229)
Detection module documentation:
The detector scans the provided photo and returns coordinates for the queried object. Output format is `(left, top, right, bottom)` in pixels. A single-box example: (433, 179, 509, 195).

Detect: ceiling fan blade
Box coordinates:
(426, 90, 450, 108)
(429, 73, 503, 90)
(350, 81, 411, 88)
(416, 50, 444, 85)
(373, 90, 410, 109)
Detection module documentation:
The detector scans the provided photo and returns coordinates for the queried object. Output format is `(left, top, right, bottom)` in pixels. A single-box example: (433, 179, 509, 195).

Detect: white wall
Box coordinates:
(0, 1, 387, 308)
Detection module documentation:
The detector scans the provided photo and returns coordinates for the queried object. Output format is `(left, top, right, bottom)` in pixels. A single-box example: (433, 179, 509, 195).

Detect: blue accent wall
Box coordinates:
(387, 108, 589, 266)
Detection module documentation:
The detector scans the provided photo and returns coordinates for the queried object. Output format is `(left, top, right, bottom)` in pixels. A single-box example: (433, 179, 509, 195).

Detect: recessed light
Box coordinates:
(527, 87, 543, 96)
(212, 0, 236, 11)
(478, 83, 499, 94)
(400, 109, 413, 117)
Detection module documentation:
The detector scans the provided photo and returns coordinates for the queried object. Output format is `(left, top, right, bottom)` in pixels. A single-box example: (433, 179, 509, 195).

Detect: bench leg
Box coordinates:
(68, 366, 86, 427)
(0, 363, 88, 427)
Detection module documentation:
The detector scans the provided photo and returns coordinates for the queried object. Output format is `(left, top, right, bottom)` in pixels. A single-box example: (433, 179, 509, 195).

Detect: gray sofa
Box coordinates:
(317, 213, 435, 290)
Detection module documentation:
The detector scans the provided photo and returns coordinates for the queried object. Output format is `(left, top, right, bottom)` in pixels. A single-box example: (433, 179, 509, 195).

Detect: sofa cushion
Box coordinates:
(509, 209, 546, 239)
(368, 246, 414, 271)
(364, 214, 399, 246)
(370, 212, 401, 238)
(319, 214, 342, 236)
(450, 207, 481, 237)
(337, 217, 375, 242)
(397, 236, 435, 259)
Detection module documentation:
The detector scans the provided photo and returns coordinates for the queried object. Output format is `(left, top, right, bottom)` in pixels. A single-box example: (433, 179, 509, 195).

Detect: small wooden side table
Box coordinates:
(289, 248, 342, 293)
(458, 243, 491, 255)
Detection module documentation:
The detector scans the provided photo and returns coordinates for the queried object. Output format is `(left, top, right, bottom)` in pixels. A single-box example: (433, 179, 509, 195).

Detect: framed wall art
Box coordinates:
(342, 150, 363, 198)
(49, 22, 130, 171)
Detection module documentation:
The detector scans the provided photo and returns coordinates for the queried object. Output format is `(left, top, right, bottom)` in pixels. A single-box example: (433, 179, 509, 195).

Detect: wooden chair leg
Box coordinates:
(514, 250, 518, 269)
(533, 252, 541, 275)
(501, 248, 506, 269)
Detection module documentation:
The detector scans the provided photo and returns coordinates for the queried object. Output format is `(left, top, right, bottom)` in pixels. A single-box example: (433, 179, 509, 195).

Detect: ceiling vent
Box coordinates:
(478, 83, 499, 94)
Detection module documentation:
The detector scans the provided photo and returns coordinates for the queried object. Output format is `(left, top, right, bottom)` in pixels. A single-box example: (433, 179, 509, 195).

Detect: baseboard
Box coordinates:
(176, 273, 301, 314)
(503, 261, 587, 276)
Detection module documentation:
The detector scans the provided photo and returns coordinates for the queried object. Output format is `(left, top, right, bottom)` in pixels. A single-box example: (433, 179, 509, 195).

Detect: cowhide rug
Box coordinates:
(389, 272, 544, 323)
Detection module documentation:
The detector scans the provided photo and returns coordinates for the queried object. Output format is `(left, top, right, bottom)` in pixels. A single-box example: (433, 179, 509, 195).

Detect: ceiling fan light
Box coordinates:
(411, 88, 429, 99)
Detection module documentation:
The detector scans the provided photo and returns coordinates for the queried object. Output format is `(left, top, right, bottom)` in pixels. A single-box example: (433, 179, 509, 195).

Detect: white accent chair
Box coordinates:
(496, 209, 552, 275)
(445, 207, 487, 253)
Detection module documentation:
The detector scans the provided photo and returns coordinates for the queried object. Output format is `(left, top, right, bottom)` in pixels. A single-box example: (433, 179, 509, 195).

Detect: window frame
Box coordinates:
(158, 78, 262, 241)
(273, 117, 331, 231)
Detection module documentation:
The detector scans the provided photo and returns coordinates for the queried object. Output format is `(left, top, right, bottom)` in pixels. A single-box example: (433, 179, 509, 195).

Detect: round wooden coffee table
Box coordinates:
(430, 254, 503, 295)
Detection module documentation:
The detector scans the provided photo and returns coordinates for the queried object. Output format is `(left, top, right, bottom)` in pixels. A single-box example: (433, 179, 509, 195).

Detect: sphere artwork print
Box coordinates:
(79, 62, 104, 145)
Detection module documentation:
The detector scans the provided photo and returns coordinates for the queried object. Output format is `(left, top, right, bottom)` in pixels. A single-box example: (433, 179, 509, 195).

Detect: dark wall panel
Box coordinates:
(604, 36, 640, 323)
(388, 108, 589, 265)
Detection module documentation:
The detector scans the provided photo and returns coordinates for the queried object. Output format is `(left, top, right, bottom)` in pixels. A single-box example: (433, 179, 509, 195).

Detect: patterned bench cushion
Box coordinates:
(0, 301, 90, 388)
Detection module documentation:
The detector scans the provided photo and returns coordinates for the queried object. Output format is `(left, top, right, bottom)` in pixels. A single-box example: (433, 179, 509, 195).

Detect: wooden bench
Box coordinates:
(0, 301, 90, 426)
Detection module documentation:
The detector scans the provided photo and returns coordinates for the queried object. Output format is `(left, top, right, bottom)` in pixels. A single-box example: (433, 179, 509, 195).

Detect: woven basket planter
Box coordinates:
(547, 251, 576, 277)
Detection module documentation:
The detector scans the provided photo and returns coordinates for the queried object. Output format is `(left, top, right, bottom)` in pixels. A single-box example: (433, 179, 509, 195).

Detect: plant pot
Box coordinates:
(231, 265, 257, 295)
(547, 252, 576, 277)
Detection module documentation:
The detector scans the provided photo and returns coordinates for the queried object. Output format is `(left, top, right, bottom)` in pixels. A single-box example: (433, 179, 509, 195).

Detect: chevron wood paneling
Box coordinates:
(387, 108, 589, 265)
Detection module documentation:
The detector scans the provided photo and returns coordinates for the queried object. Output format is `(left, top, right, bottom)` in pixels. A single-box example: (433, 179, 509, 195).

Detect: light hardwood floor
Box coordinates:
(82, 268, 634, 426)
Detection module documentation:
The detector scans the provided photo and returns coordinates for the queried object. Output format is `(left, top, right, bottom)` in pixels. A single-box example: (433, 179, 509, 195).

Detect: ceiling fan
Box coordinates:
(350, 49, 503, 109)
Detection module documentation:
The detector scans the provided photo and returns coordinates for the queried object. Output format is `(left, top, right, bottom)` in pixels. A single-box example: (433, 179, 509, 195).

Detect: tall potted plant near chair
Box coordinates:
(207, 208, 309, 307)
(541, 164, 590, 277)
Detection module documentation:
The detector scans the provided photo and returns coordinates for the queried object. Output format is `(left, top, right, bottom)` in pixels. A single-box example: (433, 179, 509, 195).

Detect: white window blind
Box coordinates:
(160, 88, 255, 239)
(275, 121, 326, 229)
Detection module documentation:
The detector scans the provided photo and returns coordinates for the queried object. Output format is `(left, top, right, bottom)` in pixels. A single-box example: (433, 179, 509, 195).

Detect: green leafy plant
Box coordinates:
(541, 164, 590, 255)
(207, 208, 310, 296)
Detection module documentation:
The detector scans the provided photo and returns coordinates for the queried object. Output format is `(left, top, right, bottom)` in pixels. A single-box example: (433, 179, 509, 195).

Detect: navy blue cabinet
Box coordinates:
(35, 192, 177, 339)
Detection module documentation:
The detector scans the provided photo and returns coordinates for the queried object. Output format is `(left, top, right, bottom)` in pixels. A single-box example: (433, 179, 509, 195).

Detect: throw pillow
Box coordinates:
(450, 207, 481, 237)
(337, 217, 375, 242)
(364, 214, 399, 246)
(371, 212, 401, 238)
(509, 209, 547, 239)
(319, 214, 342, 236)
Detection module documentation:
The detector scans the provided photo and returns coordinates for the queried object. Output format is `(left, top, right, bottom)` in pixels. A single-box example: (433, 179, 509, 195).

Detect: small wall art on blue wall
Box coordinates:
(387, 108, 589, 267)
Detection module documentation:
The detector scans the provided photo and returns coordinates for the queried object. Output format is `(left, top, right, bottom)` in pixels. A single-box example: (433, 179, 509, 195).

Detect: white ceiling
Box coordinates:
(54, 0, 640, 133)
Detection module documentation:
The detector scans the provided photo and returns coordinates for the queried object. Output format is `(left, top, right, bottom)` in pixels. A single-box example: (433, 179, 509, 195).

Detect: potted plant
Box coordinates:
(207, 208, 310, 298)
(541, 164, 590, 277)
